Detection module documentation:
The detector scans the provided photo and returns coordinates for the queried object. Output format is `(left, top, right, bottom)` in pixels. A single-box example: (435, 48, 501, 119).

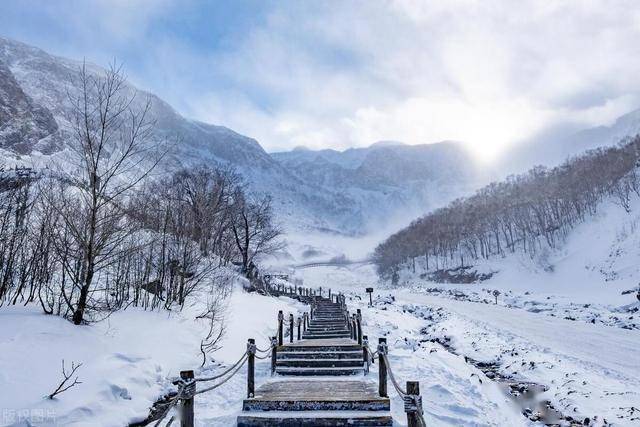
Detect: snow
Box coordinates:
(394, 291, 640, 425)
(0, 304, 205, 426)
(2, 167, 640, 427)
(292, 215, 640, 426)
(0, 281, 304, 426)
(2, 234, 639, 426)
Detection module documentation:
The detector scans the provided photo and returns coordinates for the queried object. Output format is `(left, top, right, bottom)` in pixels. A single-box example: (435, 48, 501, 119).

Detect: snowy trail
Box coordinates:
(396, 290, 640, 381)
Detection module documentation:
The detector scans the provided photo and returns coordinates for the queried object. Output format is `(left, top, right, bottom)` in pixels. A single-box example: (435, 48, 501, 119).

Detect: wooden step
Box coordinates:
(280, 338, 360, 352)
(236, 412, 393, 426)
(304, 329, 350, 334)
(277, 351, 362, 359)
(279, 345, 361, 353)
(306, 327, 349, 332)
(303, 333, 351, 339)
(275, 366, 364, 376)
(308, 323, 346, 327)
(242, 380, 389, 411)
(276, 358, 363, 368)
(308, 320, 346, 324)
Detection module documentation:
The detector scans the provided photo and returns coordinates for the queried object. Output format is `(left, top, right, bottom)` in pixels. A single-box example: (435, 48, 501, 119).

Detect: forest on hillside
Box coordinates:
(373, 136, 640, 282)
(0, 64, 281, 328)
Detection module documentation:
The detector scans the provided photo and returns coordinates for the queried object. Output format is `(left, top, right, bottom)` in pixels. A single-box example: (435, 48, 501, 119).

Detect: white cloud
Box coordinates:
(10, 0, 640, 158)
(180, 0, 640, 159)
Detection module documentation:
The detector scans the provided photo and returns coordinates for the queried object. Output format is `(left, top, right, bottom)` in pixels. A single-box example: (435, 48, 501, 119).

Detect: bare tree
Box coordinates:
(230, 193, 283, 275)
(47, 360, 82, 399)
(48, 62, 163, 324)
(196, 272, 232, 366)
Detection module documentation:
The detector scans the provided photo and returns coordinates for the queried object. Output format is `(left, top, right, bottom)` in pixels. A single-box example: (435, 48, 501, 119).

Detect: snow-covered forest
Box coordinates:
(373, 137, 640, 282)
(0, 64, 281, 326)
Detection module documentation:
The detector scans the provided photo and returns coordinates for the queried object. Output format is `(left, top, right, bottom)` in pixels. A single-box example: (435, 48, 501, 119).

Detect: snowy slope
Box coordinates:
(394, 195, 640, 308)
(294, 262, 639, 426)
(0, 279, 306, 427)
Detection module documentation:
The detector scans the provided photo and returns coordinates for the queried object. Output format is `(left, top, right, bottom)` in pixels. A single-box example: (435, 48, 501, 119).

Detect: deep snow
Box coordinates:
(0, 281, 305, 427)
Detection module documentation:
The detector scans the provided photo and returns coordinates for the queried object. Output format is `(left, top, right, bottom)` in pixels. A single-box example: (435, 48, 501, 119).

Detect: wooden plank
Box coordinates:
(251, 380, 385, 402)
(285, 338, 356, 347)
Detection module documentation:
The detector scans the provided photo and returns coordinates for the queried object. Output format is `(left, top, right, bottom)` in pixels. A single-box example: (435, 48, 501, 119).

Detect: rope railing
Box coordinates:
(132, 334, 278, 427)
(194, 351, 249, 382)
(144, 373, 195, 427)
(133, 288, 396, 427)
(254, 349, 273, 360)
(376, 337, 427, 427)
(150, 392, 180, 426)
(255, 345, 272, 353)
(194, 354, 248, 395)
(381, 353, 408, 397)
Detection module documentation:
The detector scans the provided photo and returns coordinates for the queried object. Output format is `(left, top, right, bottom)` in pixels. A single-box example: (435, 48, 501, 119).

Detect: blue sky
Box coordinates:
(1, 1, 640, 158)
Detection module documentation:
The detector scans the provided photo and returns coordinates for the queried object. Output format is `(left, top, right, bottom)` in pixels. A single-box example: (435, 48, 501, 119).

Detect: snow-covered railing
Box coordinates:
(130, 336, 276, 427)
(372, 337, 427, 427)
(131, 282, 329, 427)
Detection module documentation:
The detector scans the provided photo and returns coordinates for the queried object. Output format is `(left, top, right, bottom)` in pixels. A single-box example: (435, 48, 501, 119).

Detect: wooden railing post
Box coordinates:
(356, 309, 363, 345)
(289, 313, 294, 343)
(378, 338, 388, 397)
(362, 335, 369, 374)
(247, 339, 255, 398)
(406, 381, 422, 427)
(271, 336, 277, 375)
(179, 370, 195, 427)
(278, 310, 284, 346)
(297, 316, 302, 340)
(328, 288, 331, 299)
(351, 314, 357, 341)
(319, 286, 322, 297)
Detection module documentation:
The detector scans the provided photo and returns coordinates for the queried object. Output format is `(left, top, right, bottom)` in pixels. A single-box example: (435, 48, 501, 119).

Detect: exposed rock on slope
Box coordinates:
(0, 61, 58, 154)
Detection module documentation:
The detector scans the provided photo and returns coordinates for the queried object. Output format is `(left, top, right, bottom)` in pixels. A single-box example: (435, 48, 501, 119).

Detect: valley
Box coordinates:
(1, 25, 640, 427)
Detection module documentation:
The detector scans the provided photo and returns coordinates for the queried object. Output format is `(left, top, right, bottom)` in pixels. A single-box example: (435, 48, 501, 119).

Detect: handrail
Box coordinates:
(194, 351, 249, 382)
(381, 353, 407, 397)
(194, 354, 248, 395)
(133, 335, 275, 427)
(377, 338, 427, 427)
(133, 287, 373, 427)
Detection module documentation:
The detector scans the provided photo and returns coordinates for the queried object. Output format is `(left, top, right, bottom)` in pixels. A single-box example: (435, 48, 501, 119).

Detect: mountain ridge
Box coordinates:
(8, 36, 640, 236)
(0, 36, 483, 234)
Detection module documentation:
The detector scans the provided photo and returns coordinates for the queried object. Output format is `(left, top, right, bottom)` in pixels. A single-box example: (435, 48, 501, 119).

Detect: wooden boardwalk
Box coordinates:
(237, 297, 392, 426)
(133, 286, 426, 427)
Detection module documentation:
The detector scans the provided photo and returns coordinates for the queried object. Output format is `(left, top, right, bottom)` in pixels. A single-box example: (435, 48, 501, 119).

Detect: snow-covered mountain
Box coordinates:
(0, 37, 362, 232)
(0, 37, 482, 234)
(0, 59, 60, 154)
(9, 36, 640, 236)
(504, 108, 640, 174)
(272, 141, 484, 232)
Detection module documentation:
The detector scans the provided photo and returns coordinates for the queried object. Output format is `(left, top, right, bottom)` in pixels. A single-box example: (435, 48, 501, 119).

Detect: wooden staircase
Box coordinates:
(237, 296, 392, 426)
